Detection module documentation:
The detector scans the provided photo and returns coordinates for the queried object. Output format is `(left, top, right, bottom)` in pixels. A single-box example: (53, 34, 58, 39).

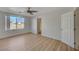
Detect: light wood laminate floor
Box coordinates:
(0, 33, 76, 51)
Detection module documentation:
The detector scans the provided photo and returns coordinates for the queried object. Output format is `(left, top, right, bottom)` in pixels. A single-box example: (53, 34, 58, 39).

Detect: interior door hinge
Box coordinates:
(74, 14, 76, 16)
(74, 42, 76, 44)
(74, 28, 76, 31)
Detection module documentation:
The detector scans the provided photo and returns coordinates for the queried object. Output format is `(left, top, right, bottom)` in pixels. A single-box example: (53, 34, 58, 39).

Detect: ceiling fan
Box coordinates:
(9, 7, 38, 15)
(26, 7, 38, 15)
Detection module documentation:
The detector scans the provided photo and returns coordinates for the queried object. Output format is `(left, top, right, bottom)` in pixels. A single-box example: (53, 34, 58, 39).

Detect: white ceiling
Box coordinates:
(0, 7, 75, 16)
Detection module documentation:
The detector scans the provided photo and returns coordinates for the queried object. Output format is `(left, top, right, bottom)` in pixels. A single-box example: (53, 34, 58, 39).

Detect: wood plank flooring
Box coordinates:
(0, 33, 76, 51)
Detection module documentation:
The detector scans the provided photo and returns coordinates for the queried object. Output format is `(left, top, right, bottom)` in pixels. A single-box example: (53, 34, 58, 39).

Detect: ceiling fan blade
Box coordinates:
(31, 10, 38, 12)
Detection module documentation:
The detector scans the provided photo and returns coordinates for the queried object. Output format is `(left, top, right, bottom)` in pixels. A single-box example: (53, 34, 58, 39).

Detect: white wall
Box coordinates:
(0, 12, 31, 39)
(31, 16, 37, 34)
(31, 12, 62, 40)
(41, 12, 61, 40)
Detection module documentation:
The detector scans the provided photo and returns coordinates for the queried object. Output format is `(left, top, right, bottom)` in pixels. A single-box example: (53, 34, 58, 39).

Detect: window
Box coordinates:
(16, 17, 24, 29)
(10, 16, 17, 29)
(6, 16, 25, 30)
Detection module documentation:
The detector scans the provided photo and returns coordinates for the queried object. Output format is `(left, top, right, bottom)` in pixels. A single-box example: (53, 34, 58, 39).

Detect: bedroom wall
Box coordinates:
(31, 12, 61, 40)
(31, 16, 37, 34)
(41, 12, 61, 40)
(0, 11, 31, 39)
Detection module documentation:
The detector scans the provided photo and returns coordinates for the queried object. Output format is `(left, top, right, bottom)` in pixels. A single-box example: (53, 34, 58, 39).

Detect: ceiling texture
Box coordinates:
(0, 7, 75, 16)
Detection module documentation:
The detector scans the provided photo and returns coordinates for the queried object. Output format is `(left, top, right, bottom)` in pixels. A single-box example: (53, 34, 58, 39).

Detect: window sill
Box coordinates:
(5, 28, 25, 31)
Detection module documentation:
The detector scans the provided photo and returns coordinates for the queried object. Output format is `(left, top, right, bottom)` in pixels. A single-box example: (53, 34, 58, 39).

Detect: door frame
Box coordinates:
(74, 7, 79, 50)
(74, 11, 76, 49)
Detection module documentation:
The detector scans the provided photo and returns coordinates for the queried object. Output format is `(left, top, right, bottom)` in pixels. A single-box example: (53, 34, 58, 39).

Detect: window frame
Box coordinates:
(5, 15, 25, 31)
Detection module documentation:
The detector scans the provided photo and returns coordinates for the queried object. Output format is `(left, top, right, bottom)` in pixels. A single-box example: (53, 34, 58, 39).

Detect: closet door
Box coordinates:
(61, 12, 74, 48)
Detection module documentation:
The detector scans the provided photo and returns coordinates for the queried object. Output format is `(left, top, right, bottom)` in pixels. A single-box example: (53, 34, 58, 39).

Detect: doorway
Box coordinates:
(37, 17, 42, 34)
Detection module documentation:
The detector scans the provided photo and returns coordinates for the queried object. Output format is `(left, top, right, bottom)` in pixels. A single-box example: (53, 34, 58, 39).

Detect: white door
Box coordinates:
(61, 12, 74, 48)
